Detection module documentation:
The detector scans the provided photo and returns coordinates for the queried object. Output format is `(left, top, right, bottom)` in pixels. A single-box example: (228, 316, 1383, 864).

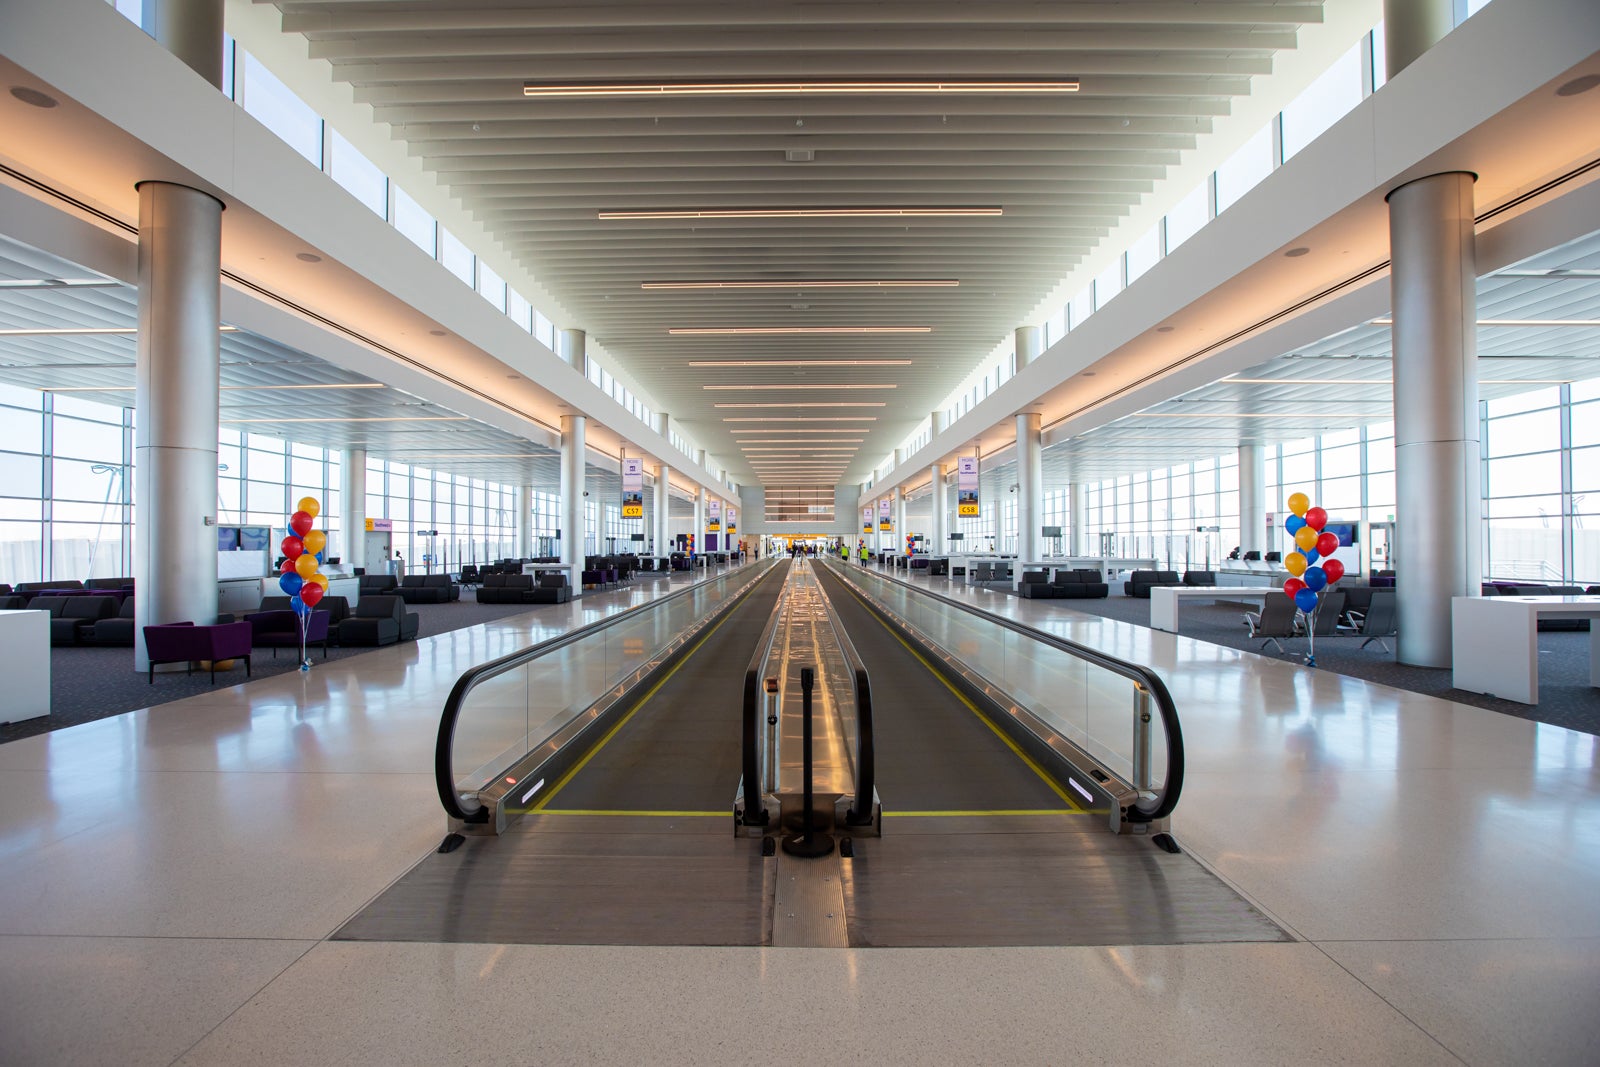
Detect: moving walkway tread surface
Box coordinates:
(335, 563, 789, 947)
(813, 563, 1289, 948)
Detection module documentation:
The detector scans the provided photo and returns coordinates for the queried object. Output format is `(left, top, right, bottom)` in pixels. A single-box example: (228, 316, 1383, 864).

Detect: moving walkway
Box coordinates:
(337, 556, 1282, 948)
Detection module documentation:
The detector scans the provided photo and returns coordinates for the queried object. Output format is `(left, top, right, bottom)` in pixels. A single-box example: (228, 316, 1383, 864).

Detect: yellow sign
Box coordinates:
(958, 502, 980, 517)
(364, 518, 375, 531)
(622, 503, 643, 518)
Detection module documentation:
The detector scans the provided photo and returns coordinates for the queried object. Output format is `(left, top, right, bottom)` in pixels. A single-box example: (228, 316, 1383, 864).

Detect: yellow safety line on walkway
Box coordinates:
(883, 809, 1081, 817)
(530, 577, 762, 812)
(834, 578, 1083, 813)
(536, 809, 728, 818)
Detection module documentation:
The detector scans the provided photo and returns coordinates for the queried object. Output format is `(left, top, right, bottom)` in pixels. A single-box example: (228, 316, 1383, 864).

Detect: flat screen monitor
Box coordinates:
(216, 526, 239, 552)
(238, 526, 272, 551)
(1041, 525, 1063, 538)
(630, 533, 646, 542)
(948, 533, 964, 541)
(1325, 522, 1358, 546)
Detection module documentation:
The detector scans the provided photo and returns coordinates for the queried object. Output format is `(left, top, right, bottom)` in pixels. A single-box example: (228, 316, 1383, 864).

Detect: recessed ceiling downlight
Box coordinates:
(10, 86, 58, 108)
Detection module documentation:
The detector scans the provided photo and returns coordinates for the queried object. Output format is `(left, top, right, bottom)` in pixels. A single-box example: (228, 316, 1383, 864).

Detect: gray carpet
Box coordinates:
(0, 597, 547, 744)
(1028, 592, 1600, 736)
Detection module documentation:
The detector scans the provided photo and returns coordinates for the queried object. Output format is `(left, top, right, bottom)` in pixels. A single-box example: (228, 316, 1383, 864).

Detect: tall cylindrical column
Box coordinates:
(1071, 482, 1088, 556)
(514, 484, 531, 559)
(133, 181, 223, 672)
(654, 465, 671, 557)
(1015, 325, 1042, 371)
(930, 465, 947, 552)
(558, 328, 585, 371)
(1389, 171, 1480, 667)
(341, 448, 366, 575)
(1383, 0, 1454, 81)
(1239, 442, 1265, 559)
(932, 410, 948, 435)
(1015, 411, 1043, 563)
(559, 414, 585, 589)
(147, 0, 224, 85)
(894, 486, 906, 552)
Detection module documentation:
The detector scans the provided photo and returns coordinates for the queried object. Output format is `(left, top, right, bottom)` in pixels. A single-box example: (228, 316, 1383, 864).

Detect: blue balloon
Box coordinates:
(316, 551, 324, 563)
(1303, 565, 1328, 592)
(290, 595, 311, 616)
(1295, 588, 1320, 612)
(1285, 514, 1307, 535)
(279, 572, 303, 595)
(1303, 547, 1319, 565)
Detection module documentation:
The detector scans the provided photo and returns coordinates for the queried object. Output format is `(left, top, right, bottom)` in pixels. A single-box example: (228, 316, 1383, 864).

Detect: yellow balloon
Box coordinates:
(303, 529, 327, 555)
(308, 573, 329, 591)
(1287, 492, 1310, 517)
(1284, 551, 1308, 577)
(1294, 526, 1319, 551)
(297, 496, 321, 519)
(295, 553, 320, 580)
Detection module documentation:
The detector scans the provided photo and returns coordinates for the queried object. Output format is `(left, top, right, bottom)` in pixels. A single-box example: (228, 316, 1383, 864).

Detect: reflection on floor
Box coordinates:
(0, 562, 1596, 1066)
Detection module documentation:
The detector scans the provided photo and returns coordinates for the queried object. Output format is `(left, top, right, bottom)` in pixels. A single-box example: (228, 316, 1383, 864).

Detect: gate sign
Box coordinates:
(862, 506, 873, 533)
(726, 506, 737, 534)
(708, 498, 722, 533)
(878, 498, 893, 531)
(957, 456, 980, 516)
(621, 457, 644, 518)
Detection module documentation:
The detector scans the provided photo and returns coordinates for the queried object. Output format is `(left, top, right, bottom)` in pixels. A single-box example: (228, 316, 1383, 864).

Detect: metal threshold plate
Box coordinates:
(841, 824, 1290, 948)
(335, 830, 769, 947)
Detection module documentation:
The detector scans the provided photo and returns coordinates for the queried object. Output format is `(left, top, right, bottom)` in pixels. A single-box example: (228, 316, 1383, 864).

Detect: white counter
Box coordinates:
(1151, 586, 1280, 633)
(1452, 595, 1600, 704)
(0, 610, 49, 722)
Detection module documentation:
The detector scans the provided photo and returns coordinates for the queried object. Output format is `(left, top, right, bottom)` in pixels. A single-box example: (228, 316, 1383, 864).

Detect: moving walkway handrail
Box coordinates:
(436, 562, 769, 823)
(738, 569, 791, 825)
(808, 564, 875, 824)
(838, 561, 1184, 822)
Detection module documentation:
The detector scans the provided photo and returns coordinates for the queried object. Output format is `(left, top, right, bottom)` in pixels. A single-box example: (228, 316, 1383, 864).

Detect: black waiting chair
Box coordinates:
(1244, 593, 1299, 654)
(1342, 588, 1398, 653)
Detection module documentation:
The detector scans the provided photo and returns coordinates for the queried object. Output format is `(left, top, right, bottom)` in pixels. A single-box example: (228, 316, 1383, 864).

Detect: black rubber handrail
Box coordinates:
(838, 562, 1184, 821)
(435, 563, 770, 823)
(808, 568, 875, 825)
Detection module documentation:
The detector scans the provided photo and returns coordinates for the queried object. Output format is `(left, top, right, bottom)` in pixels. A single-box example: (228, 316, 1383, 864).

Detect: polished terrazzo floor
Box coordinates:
(1, 559, 1597, 1066)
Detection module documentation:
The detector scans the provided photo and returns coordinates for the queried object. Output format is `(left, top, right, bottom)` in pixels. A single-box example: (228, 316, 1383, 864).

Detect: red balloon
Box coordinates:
(279, 557, 298, 575)
(1316, 531, 1339, 557)
(1303, 506, 1327, 532)
(299, 583, 324, 608)
(1283, 577, 1307, 599)
(1322, 559, 1346, 584)
(281, 535, 304, 560)
(289, 510, 314, 536)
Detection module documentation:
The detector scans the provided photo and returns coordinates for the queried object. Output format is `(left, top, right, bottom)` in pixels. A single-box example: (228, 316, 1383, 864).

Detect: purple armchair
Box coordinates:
(142, 621, 254, 684)
(245, 609, 330, 658)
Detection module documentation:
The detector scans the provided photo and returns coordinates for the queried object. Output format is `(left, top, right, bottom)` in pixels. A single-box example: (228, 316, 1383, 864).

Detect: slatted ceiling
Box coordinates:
(265, 0, 1328, 488)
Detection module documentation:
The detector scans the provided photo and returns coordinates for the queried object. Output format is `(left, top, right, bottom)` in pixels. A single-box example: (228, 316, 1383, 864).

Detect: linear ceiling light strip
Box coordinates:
(528, 80, 1078, 99)
(602, 208, 1000, 220)
(643, 280, 957, 289)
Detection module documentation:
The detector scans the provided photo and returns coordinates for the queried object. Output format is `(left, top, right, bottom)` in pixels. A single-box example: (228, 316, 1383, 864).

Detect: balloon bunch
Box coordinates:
(278, 496, 327, 671)
(905, 532, 916, 557)
(1281, 491, 1345, 666)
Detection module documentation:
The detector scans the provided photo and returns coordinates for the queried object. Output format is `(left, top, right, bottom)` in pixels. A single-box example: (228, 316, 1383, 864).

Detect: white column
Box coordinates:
(558, 328, 586, 371)
(932, 410, 948, 435)
(1389, 170, 1480, 667)
(692, 488, 704, 554)
(1071, 483, 1088, 556)
(559, 414, 585, 590)
(514, 484, 531, 558)
(1015, 411, 1043, 563)
(1014, 324, 1042, 371)
(133, 181, 223, 672)
(930, 465, 947, 552)
(1239, 442, 1266, 559)
(147, 0, 223, 84)
(894, 485, 906, 552)
(1383, 0, 1454, 81)
(341, 448, 366, 574)
(654, 465, 671, 557)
